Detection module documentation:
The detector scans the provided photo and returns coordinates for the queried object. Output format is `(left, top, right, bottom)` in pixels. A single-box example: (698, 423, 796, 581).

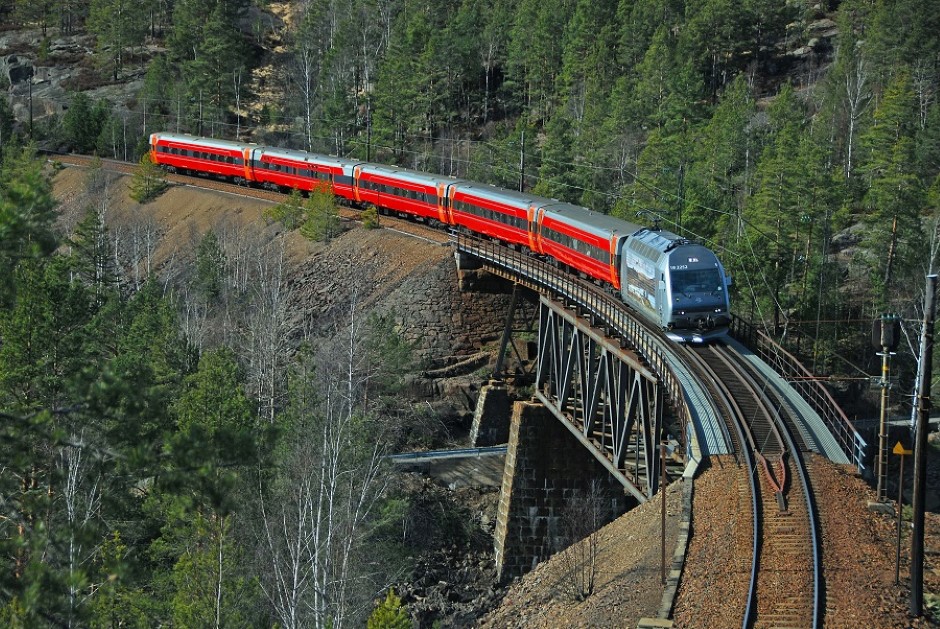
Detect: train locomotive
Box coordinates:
(150, 132, 732, 342)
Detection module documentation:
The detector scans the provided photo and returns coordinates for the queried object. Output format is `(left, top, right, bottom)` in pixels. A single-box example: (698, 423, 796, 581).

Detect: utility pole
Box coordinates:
(519, 128, 525, 192)
(910, 274, 936, 616)
(872, 313, 900, 502)
(28, 75, 33, 141)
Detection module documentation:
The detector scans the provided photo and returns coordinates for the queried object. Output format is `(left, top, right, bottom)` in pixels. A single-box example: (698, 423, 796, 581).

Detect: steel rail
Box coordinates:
(704, 344, 822, 629)
(680, 346, 760, 629)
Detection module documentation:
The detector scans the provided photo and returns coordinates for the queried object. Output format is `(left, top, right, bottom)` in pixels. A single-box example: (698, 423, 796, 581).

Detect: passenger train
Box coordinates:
(149, 132, 732, 342)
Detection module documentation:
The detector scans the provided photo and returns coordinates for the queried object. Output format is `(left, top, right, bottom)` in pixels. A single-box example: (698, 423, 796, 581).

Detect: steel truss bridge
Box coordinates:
(455, 233, 689, 501)
(454, 232, 866, 502)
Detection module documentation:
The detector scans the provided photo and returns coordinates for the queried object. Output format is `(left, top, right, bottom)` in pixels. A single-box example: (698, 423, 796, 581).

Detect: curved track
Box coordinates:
(683, 343, 822, 629)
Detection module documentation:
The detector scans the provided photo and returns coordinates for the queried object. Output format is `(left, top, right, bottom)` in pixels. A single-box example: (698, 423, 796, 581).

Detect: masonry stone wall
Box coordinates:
(470, 382, 511, 446)
(384, 257, 537, 367)
(494, 401, 633, 582)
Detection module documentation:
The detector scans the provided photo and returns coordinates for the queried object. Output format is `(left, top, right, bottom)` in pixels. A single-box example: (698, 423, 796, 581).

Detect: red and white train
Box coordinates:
(149, 132, 731, 341)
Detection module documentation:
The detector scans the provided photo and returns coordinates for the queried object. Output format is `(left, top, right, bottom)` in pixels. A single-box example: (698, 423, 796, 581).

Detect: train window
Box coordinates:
(672, 269, 723, 294)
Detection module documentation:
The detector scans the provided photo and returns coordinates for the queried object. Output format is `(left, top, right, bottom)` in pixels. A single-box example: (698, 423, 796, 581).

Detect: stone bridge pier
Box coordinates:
(493, 400, 634, 582)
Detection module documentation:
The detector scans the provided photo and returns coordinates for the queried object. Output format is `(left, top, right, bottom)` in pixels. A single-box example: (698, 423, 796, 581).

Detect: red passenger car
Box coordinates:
(150, 132, 252, 182)
(353, 164, 457, 223)
(247, 146, 361, 200)
(448, 182, 538, 249)
(536, 204, 625, 289)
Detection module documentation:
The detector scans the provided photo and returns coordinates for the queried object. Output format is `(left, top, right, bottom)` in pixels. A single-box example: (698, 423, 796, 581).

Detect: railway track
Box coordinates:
(682, 342, 822, 628)
(48, 153, 451, 245)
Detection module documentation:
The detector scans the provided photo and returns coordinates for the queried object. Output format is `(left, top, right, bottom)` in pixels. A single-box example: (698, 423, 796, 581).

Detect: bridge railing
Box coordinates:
(454, 233, 692, 449)
(729, 316, 866, 472)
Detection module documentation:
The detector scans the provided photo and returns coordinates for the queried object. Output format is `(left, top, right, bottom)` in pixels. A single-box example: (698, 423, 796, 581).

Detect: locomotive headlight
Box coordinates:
(714, 308, 724, 313)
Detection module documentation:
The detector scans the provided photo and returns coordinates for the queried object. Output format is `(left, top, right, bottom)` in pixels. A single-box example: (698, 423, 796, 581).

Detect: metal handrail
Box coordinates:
(455, 233, 692, 453)
(729, 316, 866, 471)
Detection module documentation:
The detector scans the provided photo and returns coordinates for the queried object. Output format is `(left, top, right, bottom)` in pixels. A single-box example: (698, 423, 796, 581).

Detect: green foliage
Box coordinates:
(62, 93, 111, 153)
(265, 189, 307, 230)
(0, 258, 91, 412)
(129, 153, 168, 203)
(0, 94, 14, 157)
(194, 231, 226, 301)
(175, 346, 253, 436)
(169, 513, 261, 628)
(88, 0, 148, 80)
(361, 205, 381, 229)
(69, 204, 119, 302)
(88, 532, 153, 628)
(0, 144, 58, 304)
(168, 0, 249, 134)
(12, 0, 55, 34)
(299, 181, 342, 242)
(367, 589, 412, 629)
(266, 185, 342, 241)
(364, 311, 417, 398)
(857, 72, 925, 306)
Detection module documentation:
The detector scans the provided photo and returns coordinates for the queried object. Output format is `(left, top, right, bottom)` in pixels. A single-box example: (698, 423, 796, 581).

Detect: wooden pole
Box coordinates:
(895, 450, 905, 585)
(661, 442, 666, 586)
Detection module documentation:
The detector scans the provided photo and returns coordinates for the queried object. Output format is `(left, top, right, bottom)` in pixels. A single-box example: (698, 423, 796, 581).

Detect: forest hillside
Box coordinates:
(4, 0, 940, 395)
(4, 0, 940, 626)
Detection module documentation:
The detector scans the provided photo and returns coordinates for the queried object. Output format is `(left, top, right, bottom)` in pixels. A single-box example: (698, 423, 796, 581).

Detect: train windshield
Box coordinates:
(671, 269, 723, 294)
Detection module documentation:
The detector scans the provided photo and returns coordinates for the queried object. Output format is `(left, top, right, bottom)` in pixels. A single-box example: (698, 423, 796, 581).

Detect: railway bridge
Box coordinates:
(451, 233, 867, 608)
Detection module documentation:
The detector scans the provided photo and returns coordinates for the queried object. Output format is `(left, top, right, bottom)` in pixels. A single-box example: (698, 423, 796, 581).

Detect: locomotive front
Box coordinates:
(620, 229, 731, 342)
(660, 242, 731, 342)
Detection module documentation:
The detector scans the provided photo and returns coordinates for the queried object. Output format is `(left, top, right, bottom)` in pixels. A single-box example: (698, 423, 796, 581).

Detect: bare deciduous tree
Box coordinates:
(257, 299, 392, 628)
(555, 480, 607, 601)
(842, 52, 871, 179)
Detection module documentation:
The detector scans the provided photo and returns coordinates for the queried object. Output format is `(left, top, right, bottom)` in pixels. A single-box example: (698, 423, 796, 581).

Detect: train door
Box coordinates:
(529, 204, 545, 253)
(437, 183, 450, 224)
(353, 165, 364, 204)
(658, 273, 667, 326)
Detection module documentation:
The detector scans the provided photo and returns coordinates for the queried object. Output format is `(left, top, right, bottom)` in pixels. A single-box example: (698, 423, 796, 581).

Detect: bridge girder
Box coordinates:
(535, 296, 664, 502)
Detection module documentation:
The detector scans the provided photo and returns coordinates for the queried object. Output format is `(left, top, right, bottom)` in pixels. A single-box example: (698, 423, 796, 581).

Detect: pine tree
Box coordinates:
(129, 153, 168, 203)
(367, 589, 412, 629)
(62, 93, 110, 154)
(194, 231, 226, 302)
(88, 0, 148, 80)
(69, 205, 119, 303)
(0, 145, 57, 303)
(300, 181, 342, 242)
(858, 71, 925, 305)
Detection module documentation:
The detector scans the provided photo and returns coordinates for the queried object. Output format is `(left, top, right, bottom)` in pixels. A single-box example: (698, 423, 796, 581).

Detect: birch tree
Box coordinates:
(257, 300, 397, 628)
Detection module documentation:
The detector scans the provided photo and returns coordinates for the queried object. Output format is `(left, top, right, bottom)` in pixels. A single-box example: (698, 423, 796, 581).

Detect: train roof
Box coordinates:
(543, 202, 643, 239)
(629, 228, 693, 253)
(152, 132, 252, 152)
(258, 146, 361, 168)
(451, 181, 548, 209)
(357, 162, 462, 188)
